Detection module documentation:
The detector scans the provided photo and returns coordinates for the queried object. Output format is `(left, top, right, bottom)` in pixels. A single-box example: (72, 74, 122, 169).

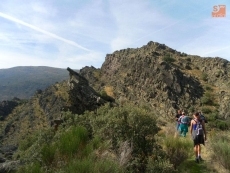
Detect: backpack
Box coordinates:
(194, 119, 204, 136)
(200, 114, 208, 123)
(181, 116, 189, 124)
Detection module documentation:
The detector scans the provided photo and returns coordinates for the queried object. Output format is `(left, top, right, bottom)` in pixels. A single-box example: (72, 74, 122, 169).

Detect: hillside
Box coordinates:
(0, 66, 69, 101)
(80, 41, 230, 119)
(0, 41, 230, 172)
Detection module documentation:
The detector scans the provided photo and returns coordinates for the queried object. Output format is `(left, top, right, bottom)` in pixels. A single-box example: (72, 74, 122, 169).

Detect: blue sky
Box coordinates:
(0, 0, 229, 69)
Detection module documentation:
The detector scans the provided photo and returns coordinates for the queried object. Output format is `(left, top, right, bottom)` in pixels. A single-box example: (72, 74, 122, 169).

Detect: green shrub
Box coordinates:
(163, 56, 175, 63)
(40, 144, 56, 165)
(205, 86, 213, 91)
(163, 136, 193, 169)
(186, 57, 191, 62)
(210, 134, 230, 170)
(215, 120, 229, 130)
(58, 126, 88, 156)
(201, 96, 213, 105)
(208, 112, 218, 121)
(38, 129, 55, 145)
(188, 106, 195, 113)
(61, 157, 124, 173)
(201, 73, 208, 81)
(80, 103, 159, 172)
(62, 158, 94, 173)
(146, 156, 175, 173)
(17, 162, 43, 173)
(19, 134, 37, 151)
(201, 107, 212, 114)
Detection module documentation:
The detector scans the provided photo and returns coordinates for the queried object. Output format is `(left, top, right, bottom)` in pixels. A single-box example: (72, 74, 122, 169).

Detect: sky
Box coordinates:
(0, 0, 230, 69)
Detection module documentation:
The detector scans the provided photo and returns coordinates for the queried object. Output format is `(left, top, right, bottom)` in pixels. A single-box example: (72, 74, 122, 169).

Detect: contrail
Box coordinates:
(0, 12, 91, 52)
(202, 45, 230, 56)
(134, 7, 210, 43)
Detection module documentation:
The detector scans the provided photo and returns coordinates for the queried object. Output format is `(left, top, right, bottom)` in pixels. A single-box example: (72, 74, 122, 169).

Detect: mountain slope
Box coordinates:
(1, 41, 230, 172)
(0, 66, 69, 101)
(80, 41, 230, 119)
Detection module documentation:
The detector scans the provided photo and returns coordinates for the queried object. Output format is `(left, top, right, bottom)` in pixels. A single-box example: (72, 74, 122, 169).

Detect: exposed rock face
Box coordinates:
(100, 48, 203, 116)
(81, 41, 230, 118)
(67, 67, 107, 114)
(0, 160, 20, 173)
(0, 68, 108, 148)
(0, 145, 19, 173)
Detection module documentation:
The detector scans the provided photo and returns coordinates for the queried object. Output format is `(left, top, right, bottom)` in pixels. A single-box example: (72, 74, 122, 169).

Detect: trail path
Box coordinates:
(179, 133, 228, 173)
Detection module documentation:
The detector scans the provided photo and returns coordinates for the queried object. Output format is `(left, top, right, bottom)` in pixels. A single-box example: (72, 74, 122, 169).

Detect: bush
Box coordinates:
(19, 134, 37, 151)
(146, 157, 175, 173)
(215, 120, 229, 130)
(17, 162, 43, 173)
(80, 103, 160, 172)
(61, 157, 124, 173)
(58, 126, 88, 156)
(40, 144, 56, 165)
(163, 136, 193, 169)
(205, 86, 213, 91)
(186, 57, 191, 62)
(201, 107, 212, 114)
(201, 96, 213, 105)
(163, 56, 175, 63)
(210, 134, 230, 170)
(201, 73, 208, 81)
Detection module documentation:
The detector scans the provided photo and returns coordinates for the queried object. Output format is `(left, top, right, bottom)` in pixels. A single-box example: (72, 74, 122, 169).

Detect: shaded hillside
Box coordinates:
(0, 67, 108, 147)
(0, 66, 69, 101)
(80, 41, 230, 119)
(0, 98, 21, 121)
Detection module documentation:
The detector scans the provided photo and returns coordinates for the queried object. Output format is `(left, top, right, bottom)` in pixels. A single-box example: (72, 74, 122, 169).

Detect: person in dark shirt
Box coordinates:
(175, 109, 182, 130)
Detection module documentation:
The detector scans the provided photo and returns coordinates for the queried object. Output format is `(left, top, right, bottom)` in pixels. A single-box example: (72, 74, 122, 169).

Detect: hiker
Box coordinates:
(178, 111, 190, 137)
(190, 112, 207, 163)
(175, 109, 182, 130)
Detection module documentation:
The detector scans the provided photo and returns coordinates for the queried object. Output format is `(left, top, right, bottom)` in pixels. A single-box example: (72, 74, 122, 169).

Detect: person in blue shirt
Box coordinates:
(178, 111, 190, 137)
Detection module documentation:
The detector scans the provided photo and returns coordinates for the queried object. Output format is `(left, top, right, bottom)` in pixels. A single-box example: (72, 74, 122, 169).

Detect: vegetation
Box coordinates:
(16, 102, 230, 172)
(201, 91, 216, 106)
(15, 103, 178, 173)
(2, 42, 230, 173)
(163, 54, 175, 63)
(210, 133, 230, 171)
(201, 73, 208, 81)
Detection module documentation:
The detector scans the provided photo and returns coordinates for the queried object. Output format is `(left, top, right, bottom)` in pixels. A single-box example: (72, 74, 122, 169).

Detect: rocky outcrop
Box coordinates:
(67, 67, 107, 114)
(0, 145, 19, 173)
(81, 41, 230, 118)
(0, 160, 20, 173)
(0, 68, 110, 147)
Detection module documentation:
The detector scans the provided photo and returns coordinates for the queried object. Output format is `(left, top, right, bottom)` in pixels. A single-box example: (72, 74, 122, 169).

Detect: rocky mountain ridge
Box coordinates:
(80, 41, 230, 118)
(0, 41, 230, 172)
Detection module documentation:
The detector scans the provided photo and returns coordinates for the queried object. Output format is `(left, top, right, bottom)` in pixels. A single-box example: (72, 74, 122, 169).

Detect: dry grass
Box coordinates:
(104, 86, 114, 97)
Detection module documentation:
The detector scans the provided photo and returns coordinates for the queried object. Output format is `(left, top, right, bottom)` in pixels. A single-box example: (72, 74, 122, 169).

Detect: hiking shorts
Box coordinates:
(193, 135, 205, 146)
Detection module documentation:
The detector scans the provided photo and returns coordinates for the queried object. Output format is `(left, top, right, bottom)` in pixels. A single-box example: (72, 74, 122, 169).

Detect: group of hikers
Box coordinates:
(175, 109, 207, 163)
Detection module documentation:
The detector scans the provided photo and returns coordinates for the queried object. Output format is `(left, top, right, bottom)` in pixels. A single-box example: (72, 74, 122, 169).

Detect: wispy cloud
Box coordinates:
(0, 0, 230, 70)
(0, 12, 91, 52)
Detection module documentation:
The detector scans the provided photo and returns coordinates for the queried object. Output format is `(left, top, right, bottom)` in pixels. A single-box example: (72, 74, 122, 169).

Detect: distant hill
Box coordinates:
(0, 66, 69, 101)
